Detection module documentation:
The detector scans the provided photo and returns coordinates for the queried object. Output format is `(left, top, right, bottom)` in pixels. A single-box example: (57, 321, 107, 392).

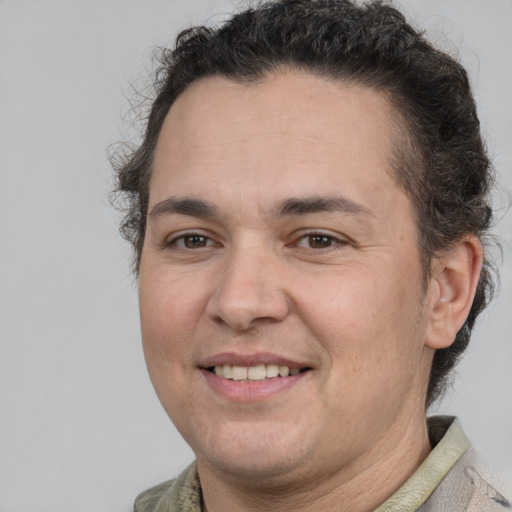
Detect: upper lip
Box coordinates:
(199, 352, 312, 370)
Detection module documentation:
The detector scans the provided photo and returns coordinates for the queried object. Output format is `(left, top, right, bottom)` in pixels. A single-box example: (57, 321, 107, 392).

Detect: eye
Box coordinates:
(295, 233, 346, 249)
(169, 233, 215, 249)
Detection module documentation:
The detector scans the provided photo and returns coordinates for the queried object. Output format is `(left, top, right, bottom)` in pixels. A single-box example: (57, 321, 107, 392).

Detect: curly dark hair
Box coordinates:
(112, 0, 496, 407)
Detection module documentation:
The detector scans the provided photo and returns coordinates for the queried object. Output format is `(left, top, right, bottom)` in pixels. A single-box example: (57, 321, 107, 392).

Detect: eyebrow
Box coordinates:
(148, 195, 373, 221)
(149, 197, 219, 220)
(274, 196, 374, 218)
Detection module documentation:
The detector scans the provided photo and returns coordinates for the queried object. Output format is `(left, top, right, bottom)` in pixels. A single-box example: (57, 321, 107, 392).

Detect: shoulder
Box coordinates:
(421, 449, 511, 512)
(134, 479, 176, 512)
(133, 463, 201, 512)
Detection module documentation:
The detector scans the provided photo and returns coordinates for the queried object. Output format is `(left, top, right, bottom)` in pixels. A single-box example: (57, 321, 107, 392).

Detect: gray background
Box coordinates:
(1, 1, 511, 510)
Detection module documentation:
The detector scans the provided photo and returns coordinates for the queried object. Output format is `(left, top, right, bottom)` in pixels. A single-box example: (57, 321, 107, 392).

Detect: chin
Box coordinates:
(186, 419, 317, 482)
(207, 452, 301, 481)
(200, 449, 313, 489)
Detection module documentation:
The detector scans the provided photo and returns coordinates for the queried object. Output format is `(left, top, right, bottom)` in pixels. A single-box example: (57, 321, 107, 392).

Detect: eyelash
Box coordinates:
(292, 232, 348, 250)
(167, 233, 217, 249)
(167, 231, 347, 251)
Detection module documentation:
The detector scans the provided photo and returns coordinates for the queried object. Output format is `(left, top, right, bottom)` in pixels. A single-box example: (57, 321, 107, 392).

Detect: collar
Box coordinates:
(135, 416, 470, 512)
(374, 416, 471, 511)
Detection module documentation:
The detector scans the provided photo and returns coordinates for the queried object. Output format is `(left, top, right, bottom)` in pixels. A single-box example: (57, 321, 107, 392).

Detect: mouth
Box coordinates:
(200, 355, 312, 401)
(207, 364, 311, 382)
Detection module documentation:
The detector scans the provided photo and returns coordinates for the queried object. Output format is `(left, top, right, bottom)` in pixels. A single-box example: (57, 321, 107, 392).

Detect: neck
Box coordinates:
(198, 416, 432, 512)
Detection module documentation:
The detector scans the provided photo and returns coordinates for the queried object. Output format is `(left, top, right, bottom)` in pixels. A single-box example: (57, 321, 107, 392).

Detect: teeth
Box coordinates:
(278, 365, 290, 377)
(247, 365, 266, 380)
(222, 364, 233, 379)
(232, 366, 248, 381)
(213, 364, 304, 381)
(266, 364, 279, 378)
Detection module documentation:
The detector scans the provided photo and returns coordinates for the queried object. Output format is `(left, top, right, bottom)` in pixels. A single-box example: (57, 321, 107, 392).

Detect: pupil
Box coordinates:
(310, 235, 330, 248)
(185, 235, 206, 248)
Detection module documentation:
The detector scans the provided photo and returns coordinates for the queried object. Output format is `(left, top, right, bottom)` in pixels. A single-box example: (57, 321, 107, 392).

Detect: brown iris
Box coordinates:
(184, 235, 208, 248)
(308, 235, 334, 249)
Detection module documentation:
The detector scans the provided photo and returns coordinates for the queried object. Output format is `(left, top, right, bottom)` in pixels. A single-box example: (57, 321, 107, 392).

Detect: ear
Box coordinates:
(425, 236, 483, 349)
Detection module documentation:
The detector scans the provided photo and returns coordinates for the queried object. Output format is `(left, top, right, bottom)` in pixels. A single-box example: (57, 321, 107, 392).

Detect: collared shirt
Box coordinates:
(134, 416, 510, 512)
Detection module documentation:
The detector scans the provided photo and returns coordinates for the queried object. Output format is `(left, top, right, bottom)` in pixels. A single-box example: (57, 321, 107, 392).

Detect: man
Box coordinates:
(112, 0, 509, 510)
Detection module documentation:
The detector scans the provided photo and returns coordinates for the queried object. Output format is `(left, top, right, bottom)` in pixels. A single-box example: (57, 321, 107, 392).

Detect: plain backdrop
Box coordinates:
(1, 1, 511, 511)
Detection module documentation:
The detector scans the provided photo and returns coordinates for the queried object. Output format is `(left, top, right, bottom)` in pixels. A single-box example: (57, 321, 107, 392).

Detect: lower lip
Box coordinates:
(201, 369, 308, 402)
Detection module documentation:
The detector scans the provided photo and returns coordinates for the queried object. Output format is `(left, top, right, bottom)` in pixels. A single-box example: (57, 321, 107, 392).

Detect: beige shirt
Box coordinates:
(134, 416, 510, 512)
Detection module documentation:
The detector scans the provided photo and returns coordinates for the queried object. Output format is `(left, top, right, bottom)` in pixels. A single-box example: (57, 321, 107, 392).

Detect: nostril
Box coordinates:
(205, 265, 291, 331)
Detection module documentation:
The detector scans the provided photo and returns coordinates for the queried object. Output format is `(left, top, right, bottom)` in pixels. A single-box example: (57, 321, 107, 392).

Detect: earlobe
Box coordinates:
(425, 236, 483, 349)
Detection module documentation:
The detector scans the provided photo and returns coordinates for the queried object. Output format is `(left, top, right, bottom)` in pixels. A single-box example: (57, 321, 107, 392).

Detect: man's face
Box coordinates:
(139, 71, 435, 484)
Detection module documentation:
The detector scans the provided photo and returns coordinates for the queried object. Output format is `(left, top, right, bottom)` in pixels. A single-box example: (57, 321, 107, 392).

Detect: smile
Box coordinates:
(201, 356, 312, 401)
(210, 364, 307, 381)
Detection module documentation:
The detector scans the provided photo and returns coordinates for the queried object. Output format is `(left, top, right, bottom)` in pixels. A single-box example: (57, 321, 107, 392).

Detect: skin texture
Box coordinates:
(138, 71, 483, 512)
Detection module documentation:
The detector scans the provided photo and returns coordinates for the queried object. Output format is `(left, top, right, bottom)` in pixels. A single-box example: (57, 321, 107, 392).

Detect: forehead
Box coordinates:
(150, 70, 406, 218)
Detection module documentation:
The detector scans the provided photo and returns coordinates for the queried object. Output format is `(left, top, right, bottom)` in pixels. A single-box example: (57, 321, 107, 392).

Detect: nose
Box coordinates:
(206, 246, 291, 331)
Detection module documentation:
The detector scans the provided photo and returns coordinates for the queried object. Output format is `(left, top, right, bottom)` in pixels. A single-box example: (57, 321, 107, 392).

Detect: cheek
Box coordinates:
(295, 264, 425, 374)
(140, 263, 206, 331)
(138, 269, 207, 384)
